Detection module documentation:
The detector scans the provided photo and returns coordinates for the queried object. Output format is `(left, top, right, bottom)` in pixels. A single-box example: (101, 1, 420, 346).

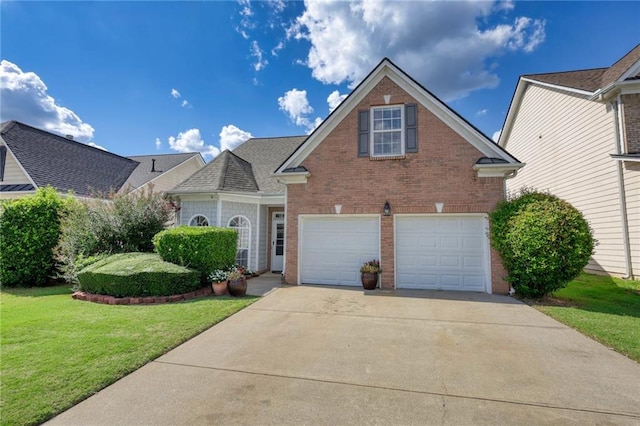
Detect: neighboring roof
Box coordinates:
(523, 68, 607, 93)
(522, 43, 640, 93)
(233, 136, 306, 193)
(277, 57, 521, 174)
(122, 152, 203, 190)
(0, 183, 35, 192)
(169, 136, 305, 195)
(0, 121, 139, 197)
(500, 44, 640, 148)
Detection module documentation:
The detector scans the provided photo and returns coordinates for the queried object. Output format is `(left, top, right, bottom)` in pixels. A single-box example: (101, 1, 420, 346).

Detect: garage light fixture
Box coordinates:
(383, 201, 391, 216)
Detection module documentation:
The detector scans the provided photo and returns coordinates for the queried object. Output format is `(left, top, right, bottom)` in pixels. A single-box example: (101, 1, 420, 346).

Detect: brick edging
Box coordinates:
(72, 286, 213, 305)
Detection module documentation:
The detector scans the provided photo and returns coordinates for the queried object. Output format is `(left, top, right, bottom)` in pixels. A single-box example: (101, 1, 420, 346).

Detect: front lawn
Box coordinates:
(0, 286, 256, 426)
(530, 273, 640, 362)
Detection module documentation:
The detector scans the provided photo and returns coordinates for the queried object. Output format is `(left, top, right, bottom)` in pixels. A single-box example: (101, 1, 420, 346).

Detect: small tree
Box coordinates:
(0, 187, 68, 286)
(490, 188, 595, 297)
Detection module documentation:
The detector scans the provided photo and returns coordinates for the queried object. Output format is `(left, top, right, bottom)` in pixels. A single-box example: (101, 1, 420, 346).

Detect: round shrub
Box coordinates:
(77, 253, 201, 297)
(153, 226, 237, 278)
(0, 187, 68, 287)
(490, 189, 595, 297)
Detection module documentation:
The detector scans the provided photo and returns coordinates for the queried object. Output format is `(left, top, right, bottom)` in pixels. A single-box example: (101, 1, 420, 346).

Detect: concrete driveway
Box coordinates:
(48, 286, 640, 425)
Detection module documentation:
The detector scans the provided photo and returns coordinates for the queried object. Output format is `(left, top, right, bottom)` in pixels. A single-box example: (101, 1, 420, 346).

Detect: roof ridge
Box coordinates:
(127, 152, 199, 159)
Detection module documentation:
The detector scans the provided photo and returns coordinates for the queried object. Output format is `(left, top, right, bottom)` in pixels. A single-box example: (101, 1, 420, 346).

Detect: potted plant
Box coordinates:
(208, 269, 228, 296)
(360, 260, 382, 290)
(227, 265, 248, 297)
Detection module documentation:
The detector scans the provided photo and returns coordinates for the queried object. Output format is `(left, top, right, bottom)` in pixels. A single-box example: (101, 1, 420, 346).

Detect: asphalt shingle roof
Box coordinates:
(123, 153, 202, 190)
(171, 136, 305, 194)
(524, 43, 640, 92)
(0, 121, 139, 197)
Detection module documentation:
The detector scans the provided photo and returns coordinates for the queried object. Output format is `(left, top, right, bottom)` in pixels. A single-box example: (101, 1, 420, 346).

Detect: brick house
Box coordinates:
(274, 58, 524, 293)
(499, 44, 640, 279)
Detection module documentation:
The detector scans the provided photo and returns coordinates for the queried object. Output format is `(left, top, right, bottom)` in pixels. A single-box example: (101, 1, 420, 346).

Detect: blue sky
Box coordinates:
(1, 1, 639, 159)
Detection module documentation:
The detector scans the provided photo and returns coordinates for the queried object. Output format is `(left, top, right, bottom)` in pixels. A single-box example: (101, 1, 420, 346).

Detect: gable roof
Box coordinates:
(170, 136, 305, 195)
(122, 152, 204, 190)
(500, 44, 640, 148)
(276, 58, 520, 174)
(0, 121, 139, 197)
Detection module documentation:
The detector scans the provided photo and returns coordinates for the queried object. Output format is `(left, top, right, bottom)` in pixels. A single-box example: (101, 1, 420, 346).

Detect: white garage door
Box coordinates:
(300, 216, 379, 286)
(396, 216, 489, 292)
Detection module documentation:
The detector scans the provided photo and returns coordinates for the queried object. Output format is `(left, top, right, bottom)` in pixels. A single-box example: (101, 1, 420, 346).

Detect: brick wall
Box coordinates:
(284, 76, 509, 293)
(623, 93, 640, 153)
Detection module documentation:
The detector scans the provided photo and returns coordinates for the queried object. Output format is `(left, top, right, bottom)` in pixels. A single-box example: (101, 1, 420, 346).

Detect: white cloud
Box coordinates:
(155, 137, 162, 150)
(168, 128, 220, 158)
(327, 90, 347, 113)
(477, 109, 488, 116)
(250, 40, 268, 71)
(219, 124, 253, 151)
(0, 60, 95, 141)
(268, 0, 286, 13)
(278, 88, 323, 134)
(181, 100, 191, 108)
(271, 41, 284, 57)
(171, 88, 181, 98)
(289, 1, 545, 100)
(492, 129, 502, 142)
(88, 142, 107, 151)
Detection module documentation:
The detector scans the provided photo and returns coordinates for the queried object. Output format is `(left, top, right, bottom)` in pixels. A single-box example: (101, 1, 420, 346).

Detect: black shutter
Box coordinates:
(0, 146, 6, 181)
(405, 103, 417, 153)
(358, 110, 370, 157)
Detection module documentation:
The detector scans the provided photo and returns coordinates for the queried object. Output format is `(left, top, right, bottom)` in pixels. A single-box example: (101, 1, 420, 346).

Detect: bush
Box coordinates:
(56, 188, 174, 282)
(153, 226, 237, 278)
(77, 253, 201, 297)
(490, 188, 595, 297)
(0, 187, 68, 287)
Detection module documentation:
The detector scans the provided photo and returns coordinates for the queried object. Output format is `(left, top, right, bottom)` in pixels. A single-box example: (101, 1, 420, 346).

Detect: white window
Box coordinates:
(371, 105, 404, 156)
(189, 215, 209, 226)
(228, 216, 251, 268)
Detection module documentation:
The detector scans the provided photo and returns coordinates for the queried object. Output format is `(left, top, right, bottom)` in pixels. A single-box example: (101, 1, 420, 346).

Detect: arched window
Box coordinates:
(228, 215, 250, 267)
(189, 215, 209, 227)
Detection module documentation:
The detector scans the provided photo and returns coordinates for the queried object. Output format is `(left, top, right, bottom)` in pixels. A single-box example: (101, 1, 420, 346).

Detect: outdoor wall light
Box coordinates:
(383, 201, 391, 216)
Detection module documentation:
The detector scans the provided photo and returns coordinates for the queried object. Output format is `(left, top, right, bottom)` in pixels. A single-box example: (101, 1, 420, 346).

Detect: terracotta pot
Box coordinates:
(228, 277, 247, 297)
(212, 280, 228, 296)
(361, 272, 378, 290)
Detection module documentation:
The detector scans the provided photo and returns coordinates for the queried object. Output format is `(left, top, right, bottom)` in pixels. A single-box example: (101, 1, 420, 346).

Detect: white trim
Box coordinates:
(618, 58, 640, 82)
(274, 172, 309, 184)
(393, 213, 492, 294)
(271, 211, 285, 272)
(188, 214, 210, 227)
(255, 203, 260, 271)
(370, 104, 405, 157)
(473, 162, 525, 177)
(277, 59, 519, 174)
(0, 139, 38, 188)
(227, 215, 251, 269)
(297, 214, 380, 286)
(521, 77, 594, 97)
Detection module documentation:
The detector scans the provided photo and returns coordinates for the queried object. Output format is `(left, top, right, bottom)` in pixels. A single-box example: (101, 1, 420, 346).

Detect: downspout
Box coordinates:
(612, 97, 633, 279)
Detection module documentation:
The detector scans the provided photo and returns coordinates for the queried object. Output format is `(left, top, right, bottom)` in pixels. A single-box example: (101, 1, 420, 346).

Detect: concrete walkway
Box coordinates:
(48, 286, 640, 425)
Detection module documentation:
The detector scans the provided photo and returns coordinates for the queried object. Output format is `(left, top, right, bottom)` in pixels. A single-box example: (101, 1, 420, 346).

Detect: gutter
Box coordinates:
(612, 97, 633, 279)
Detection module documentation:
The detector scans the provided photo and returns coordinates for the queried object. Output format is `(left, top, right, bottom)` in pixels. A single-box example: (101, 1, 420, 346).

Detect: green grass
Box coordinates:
(0, 286, 256, 426)
(531, 273, 640, 362)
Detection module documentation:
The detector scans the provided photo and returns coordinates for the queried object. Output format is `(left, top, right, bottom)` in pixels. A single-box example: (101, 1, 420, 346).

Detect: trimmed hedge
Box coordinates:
(490, 189, 595, 297)
(77, 253, 201, 297)
(153, 226, 237, 277)
(0, 187, 67, 287)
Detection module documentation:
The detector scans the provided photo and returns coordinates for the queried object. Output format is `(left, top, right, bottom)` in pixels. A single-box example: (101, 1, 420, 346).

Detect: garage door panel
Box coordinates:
(396, 216, 489, 292)
(300, 217, 379, 286)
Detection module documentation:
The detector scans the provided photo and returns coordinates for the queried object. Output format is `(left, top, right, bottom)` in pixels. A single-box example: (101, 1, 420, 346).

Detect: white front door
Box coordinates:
(299, 216, 380, 286)
(271, 212, 285, 272)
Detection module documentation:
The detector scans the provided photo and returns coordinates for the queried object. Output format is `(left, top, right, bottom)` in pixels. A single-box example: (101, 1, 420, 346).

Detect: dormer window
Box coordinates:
(372, 106, 404, 156)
